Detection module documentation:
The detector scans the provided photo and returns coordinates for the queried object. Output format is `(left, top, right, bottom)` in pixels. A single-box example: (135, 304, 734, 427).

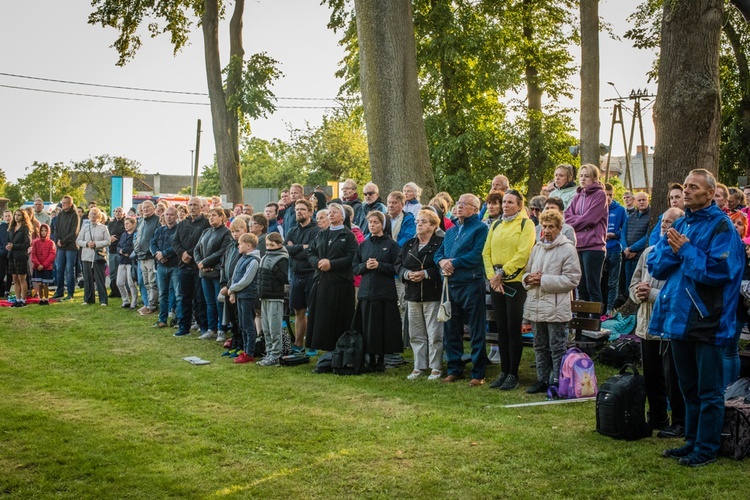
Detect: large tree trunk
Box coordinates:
(651, 0, 723, 215)
(723, 17, 750, 177)
(202, 0, 243, 205)
(228, 0, 245, 170)
(580, 0, 600, 167)
(354, 0, 437, 200)
(523, 0, 546, 197)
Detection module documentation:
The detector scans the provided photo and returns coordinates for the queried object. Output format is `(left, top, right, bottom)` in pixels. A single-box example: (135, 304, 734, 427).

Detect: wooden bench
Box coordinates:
(570, 300, 604, 353)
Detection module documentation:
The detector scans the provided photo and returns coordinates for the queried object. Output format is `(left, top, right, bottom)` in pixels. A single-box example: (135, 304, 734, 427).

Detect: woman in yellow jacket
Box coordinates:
(482, 189, 536, 390)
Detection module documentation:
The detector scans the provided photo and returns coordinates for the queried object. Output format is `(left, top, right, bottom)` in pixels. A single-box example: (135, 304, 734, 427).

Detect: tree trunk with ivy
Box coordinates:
(651, 0, 723, 215)
(353, 0, 437, 199)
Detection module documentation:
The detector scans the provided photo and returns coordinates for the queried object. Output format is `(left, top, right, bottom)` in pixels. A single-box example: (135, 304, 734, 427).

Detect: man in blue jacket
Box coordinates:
(648, 169, 743, 467)
(621, 192, 651, 291)
(435, 193, 489, 387)
(604, 184, 626, 314)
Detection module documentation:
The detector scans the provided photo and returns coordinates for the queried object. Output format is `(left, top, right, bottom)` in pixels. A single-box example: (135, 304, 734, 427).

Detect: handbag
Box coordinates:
(437, 276, 451, 322)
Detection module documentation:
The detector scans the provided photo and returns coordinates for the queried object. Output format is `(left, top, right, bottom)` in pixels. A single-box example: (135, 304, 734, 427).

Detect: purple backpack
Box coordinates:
(548, 347, 598, 399)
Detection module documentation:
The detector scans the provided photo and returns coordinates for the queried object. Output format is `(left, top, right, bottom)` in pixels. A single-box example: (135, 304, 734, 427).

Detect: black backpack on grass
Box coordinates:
(331, 330, 364, 376)
(597, 337, 640, 369)
(596, 363, 652, 440)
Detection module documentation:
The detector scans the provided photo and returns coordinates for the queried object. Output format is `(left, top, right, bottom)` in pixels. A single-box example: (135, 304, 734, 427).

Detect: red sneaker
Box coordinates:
(233, 353, 255, 364)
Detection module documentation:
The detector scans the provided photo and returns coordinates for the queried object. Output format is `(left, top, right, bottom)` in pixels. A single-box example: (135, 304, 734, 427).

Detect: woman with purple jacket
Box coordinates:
(564, 164, 608, 306)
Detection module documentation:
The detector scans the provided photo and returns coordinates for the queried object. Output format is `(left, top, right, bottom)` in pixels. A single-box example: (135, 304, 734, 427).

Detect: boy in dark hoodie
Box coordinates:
(256, 232, 289, 366)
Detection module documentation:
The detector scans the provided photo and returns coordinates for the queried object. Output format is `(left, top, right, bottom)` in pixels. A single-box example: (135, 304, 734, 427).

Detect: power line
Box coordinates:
(0, 83, 340, 109)
(0, 71, 340, 101)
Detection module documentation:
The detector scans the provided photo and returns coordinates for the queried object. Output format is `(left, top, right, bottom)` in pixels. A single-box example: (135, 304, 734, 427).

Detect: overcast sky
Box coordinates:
(1, 0, 657, 185)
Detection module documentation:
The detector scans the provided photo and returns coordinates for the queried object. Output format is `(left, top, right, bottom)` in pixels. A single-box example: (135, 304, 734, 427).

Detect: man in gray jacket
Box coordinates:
(133, 201, 160, 315)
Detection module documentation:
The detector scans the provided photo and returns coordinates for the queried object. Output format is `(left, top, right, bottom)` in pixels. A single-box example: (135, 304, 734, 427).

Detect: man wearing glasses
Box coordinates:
(339, 179, 362, 217)
(354, 182, 387, 237)
(435, 194, 490, 387)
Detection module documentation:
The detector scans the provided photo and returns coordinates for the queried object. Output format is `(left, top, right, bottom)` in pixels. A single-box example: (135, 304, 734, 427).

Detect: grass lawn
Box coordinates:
(1, 294, 749, 499)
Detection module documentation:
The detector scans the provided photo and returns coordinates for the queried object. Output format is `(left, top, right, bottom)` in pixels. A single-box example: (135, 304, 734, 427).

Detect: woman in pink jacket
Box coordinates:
(563, 164, 608, 307)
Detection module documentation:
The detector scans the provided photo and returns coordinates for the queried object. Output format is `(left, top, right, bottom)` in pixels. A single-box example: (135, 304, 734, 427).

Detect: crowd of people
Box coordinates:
(1, 167, 747, 467)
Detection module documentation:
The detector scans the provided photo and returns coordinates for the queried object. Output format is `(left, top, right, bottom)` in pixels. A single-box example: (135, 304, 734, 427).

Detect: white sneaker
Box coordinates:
(257, 357, 279, 367)
(216, 331, 226, 342)
(428, 371, 442, 380)
(407, 370, 423, 380)
(488, 349, 501, 365)
(198, 330, 216, 340)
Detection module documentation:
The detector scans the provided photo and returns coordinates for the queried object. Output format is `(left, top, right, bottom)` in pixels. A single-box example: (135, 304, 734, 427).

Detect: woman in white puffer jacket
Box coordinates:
(522, 210, 581, 394)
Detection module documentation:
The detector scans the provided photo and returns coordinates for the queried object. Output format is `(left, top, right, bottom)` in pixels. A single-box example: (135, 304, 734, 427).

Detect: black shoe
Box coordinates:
(526, 381, 549, 394)
(490, 372, 508, 389)
(678, 452, 717, 467)
(657, 424, 685, 439)
(499, 374, 519, 391)
(662, 444, 694, 459)
(51, 293, 64, 299)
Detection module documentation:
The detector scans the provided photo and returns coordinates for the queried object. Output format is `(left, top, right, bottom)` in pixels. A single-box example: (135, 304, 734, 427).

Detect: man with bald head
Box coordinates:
(151, 206, 180, 328)
(354, 182, 387, 237)
(435, 193, 490, 387)
(173, 197, 211, 337)
(480, 175, 509, 219)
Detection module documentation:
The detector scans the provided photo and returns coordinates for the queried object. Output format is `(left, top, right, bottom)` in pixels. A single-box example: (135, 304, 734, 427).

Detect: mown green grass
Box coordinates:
(1, 295, 749, 499)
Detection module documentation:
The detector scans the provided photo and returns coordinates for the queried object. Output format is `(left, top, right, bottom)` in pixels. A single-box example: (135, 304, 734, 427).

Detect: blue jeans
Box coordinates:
(237, 297, 258, 354)
(671, 339, 725, 457)
(577, 250, 605, 304)
(623, 256, 639, 294)
(157, 265, 180, 324)
(443, 280, 488, 380)
(136, 261, 148, 308)
(605, 250, 621, 311)
(201, 277, 223, 333)
(177, 267, 207, 335)
(723, 311, 747, 388)
(54, 249, 77, 297)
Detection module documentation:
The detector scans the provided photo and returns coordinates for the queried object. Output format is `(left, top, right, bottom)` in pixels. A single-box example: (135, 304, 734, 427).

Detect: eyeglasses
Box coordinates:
(456, 201, 478, 209)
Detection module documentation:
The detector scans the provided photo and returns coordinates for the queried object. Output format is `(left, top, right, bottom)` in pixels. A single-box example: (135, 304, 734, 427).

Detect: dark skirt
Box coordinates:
(9, 257, 28, 276)
(353, 299, 403, 356)
(306, 280, 356, 351)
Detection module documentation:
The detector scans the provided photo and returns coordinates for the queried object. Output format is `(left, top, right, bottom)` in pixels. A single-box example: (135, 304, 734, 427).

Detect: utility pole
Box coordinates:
(626, 89, 656, 193)
(191, 119, 202, 197)
(604, 85, 633, 190)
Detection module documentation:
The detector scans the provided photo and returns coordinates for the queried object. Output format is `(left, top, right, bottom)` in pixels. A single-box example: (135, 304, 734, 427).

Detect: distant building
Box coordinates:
(82, 173, 199, 204)
(601, 145, 654, 192)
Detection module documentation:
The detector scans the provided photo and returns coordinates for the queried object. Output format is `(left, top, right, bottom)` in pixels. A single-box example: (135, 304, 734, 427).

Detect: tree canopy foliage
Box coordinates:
(326, 0, 579, 198)
(89, 0, 281, 204)
(197, 107, 370, 195)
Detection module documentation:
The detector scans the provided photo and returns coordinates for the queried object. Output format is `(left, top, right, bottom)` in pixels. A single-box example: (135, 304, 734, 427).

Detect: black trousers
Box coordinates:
(82, 260, 108, 305)
(491, 282, 527, 377)
(641, 338, 685, 427)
